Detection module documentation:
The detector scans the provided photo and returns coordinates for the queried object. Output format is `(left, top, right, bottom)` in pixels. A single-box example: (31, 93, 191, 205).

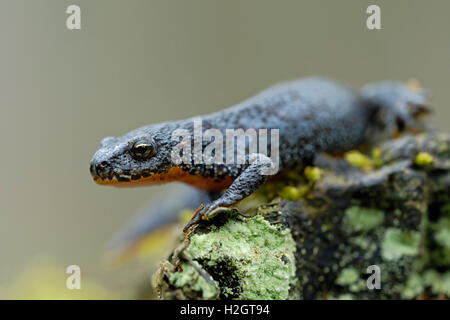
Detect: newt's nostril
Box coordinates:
(90, 160, 110, 177)
(95, 161, 110, 175)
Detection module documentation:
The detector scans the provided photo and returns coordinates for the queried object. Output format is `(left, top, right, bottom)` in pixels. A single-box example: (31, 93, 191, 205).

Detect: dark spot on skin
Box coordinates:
(91, 77, 429, 232)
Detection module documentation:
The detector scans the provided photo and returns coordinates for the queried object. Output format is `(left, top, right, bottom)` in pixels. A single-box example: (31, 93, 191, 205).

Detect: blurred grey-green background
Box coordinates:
(0, 0, 449, 297)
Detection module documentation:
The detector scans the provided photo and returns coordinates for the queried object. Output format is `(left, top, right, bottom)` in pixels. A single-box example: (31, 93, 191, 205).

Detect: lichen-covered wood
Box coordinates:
(153, 133, 450, 300)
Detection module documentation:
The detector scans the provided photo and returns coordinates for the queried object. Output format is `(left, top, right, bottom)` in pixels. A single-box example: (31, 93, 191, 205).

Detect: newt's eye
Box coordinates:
(131, 139, 156, 160)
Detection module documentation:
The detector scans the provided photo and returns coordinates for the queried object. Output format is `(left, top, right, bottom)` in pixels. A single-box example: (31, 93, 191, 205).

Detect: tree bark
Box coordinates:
(153, 132, 450, 299)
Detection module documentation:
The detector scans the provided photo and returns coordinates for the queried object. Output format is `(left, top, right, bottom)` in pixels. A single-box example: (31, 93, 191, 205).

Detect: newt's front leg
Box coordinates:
(183, 154, 275, 231)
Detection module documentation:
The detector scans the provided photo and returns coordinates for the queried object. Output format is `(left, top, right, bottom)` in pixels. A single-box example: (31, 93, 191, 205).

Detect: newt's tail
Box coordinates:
(361, 80, 431, 134)
(103, 184, 210, 268)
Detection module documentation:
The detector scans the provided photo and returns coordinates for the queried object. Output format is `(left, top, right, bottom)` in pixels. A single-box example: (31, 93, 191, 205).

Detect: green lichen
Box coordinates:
(441, 204, 450, 215)
(430, 248, 450, 267)
(381, 228, 421, 261)
(345, 150, 373, 169)
(350, 236, 370, 250)
(414, 152, 433, 167)
(336, 268, 359, 285)
(158, 133, 450, 300)
(279, 186, 303, 201)
(402, 270, 450, 298)
(258, 181, 286, 201)
(372, 148, 383, 167)
(423, 270, 450, 296)
(183, 211, 297, 300)
(402, 274, 424, 299)
(433, 217, 450, 249)
(169, 262, 219, 299)
(343, 206, 385, 233)
(336, 268, 367, 293)
(285, 170, 303, 182)
(304, 166, 322, 182)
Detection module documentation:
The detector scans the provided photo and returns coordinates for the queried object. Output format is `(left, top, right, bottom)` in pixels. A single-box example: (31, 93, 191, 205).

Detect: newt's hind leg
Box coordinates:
(361, 80, 431, 135)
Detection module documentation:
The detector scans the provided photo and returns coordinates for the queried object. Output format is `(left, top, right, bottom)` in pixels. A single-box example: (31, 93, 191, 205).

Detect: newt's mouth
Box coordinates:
(93, 171, 163, 186)
(90, 159, 156, 185)
(90, 162, 152, 185)
(94, 174, 137, 184)
(91, 166, 233, 190)
(91, 167, 191, 187)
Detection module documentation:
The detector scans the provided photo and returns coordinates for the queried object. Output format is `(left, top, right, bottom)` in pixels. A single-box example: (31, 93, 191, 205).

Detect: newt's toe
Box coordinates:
(183, 204, 204, 232)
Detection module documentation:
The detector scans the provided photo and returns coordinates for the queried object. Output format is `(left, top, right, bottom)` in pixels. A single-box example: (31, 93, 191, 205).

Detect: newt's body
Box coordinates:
(90, 77, 429, 238)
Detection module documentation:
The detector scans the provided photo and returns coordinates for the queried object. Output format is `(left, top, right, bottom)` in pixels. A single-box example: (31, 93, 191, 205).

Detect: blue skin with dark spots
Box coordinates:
(90, 76, 429, 231)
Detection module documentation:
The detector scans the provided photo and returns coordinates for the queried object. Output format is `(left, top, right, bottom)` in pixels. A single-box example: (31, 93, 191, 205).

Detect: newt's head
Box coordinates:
(90, 125, 179, 186)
